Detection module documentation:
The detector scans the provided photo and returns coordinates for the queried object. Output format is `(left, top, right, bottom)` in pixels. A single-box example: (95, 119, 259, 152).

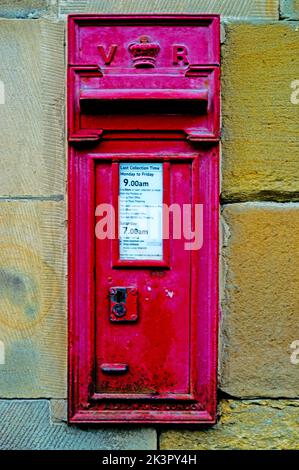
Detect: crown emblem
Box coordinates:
(128, 36, 160, 68)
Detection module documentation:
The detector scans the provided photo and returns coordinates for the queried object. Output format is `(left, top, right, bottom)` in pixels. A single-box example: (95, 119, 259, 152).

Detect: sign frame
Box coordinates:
(113, 160, 170, 268)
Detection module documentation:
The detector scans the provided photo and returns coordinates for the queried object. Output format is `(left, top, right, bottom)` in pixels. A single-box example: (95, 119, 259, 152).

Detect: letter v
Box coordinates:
(98, 44, 117, 65)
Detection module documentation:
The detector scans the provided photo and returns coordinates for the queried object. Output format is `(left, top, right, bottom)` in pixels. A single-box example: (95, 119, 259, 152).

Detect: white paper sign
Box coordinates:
(119, 163, 163, 260)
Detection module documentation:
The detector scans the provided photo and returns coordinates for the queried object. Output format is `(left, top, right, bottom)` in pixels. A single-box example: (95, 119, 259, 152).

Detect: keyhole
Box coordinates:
(116, 290, 124, 302)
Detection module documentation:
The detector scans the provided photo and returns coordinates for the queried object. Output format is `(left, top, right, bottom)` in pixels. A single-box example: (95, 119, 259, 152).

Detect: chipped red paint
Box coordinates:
(68, 14, 220, 424)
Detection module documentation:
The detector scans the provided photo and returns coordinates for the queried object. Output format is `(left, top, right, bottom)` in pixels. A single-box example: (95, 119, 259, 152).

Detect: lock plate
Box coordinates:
(109, 287, 138, 323)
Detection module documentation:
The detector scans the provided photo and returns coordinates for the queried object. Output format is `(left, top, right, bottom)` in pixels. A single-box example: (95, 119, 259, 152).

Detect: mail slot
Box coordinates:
(68, 14, 220, 424)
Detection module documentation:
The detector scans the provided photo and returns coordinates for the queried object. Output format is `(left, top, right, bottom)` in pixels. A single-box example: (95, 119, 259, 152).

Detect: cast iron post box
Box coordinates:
(68, 14, 220, 424)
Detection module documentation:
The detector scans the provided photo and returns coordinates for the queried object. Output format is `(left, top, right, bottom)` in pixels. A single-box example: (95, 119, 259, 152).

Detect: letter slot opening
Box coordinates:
(80, 89, 209, 115)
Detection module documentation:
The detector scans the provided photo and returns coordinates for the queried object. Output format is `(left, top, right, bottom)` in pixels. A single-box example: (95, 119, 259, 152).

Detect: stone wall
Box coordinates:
(0, 0, 298, 450)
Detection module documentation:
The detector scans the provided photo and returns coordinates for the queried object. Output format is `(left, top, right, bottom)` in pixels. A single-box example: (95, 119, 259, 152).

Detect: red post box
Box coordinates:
(68, 15, 220, 424)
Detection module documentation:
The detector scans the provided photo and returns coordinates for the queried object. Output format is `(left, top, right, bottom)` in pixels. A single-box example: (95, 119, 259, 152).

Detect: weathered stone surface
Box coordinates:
(281, 0, 299, 19)
(0, 19, 64, 197)
(0, 400, 157, 450)
(222, 23, 299, 201)
(161, 400, 299, 450)
(0, 1, 55, 18)
(50, 399, 67, 423)
(59, 0, 279, 20)
(220, 203, 299, 397)
(0, 200, 67, 398)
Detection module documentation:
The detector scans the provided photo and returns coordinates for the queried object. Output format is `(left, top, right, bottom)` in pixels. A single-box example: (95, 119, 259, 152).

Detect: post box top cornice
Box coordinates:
(68, 14, 220, 68)
(68, 14, 220, 21)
